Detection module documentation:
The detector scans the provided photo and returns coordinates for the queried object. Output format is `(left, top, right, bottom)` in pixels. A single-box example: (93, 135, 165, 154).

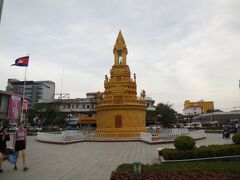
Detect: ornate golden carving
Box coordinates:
(140, 89, 146, 100)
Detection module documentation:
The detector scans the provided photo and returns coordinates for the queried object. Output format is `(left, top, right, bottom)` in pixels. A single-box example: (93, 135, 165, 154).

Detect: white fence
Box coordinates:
(37, 129, 206, 144)
(141, 129, 206, 142)
(37, 130, 84, 143)
(37, 132, 65, 142)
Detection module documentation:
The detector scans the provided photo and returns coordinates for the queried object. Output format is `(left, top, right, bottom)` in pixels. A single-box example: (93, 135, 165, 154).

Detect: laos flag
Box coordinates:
(11, 56, 29, 67)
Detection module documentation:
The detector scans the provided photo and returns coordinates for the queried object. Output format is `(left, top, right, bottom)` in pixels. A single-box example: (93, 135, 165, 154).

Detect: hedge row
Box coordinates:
(161, 144, 240, 160)
(115, 162, 240, 174)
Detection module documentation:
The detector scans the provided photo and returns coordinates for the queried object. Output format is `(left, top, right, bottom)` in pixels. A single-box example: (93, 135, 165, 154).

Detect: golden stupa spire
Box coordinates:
(113, 31, 128, 65)
(114, 30, 127, 52)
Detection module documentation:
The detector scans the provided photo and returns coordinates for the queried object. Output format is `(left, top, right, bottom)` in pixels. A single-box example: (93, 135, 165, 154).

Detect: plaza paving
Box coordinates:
(0, 133, 233, 180)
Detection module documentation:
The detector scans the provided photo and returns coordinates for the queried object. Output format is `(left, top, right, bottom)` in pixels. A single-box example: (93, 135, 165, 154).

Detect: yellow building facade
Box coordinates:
(96, 31, 147, 139)
(184, 100, 214, 113)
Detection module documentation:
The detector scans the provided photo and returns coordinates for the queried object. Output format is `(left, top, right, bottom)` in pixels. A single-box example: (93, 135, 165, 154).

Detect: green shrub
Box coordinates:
(232, 133, 240, 145)
(174, 135, 196, 150)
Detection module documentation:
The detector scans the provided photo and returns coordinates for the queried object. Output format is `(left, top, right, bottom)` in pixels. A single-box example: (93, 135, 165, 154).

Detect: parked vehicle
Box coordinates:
(190, 122, 202, 128)
(174, 123, 184, 128)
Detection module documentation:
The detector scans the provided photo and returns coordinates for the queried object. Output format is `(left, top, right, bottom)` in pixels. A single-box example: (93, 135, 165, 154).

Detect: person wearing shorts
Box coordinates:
(13, 123, 28, 171)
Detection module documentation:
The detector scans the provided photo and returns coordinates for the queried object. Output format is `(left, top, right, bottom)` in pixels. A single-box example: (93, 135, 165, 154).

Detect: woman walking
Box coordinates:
(0, 126, 10, 173)
(13, 123, 28, 171)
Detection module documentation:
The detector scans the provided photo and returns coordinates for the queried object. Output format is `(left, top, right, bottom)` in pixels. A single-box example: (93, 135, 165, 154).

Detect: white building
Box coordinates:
(183, 105, 203, 115)
(145, 97, 155, 111)
(40, 92, 99, 121)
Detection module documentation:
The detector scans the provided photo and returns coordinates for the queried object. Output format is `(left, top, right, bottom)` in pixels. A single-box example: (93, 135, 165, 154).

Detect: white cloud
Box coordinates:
(0, 0, 240, 113)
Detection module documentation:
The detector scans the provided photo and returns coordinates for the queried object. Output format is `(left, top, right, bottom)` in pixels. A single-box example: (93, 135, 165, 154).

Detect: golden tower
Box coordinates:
(96, 31, 147, 139)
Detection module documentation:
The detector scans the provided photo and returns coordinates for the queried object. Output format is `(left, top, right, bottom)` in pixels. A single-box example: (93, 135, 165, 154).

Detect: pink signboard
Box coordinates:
(9, 94, 22, 124)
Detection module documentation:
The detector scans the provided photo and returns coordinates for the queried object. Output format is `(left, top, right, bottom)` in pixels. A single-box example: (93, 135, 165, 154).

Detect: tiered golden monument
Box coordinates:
(96, 31, 147, 139)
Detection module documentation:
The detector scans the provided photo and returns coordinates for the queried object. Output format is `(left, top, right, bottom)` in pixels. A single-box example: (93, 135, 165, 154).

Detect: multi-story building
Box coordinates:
(184, 100, 214, 113)
(6, 79, 55, 107)
(0, 90, 11, 126)
(58, 92, 97, 120)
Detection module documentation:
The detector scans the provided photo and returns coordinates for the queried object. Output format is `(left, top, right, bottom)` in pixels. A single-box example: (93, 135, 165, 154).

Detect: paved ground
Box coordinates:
(0, 133, 233, 180)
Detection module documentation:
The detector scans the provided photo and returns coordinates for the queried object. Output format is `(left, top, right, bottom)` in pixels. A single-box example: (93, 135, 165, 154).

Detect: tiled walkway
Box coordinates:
(0, 133, 232, 180)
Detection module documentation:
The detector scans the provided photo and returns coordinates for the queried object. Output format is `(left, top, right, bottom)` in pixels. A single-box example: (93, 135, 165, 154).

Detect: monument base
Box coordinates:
(95, 128, 146, 139)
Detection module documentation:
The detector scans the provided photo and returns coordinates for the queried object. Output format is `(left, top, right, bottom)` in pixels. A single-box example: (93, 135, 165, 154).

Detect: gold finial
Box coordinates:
(114, 30, 127, 52)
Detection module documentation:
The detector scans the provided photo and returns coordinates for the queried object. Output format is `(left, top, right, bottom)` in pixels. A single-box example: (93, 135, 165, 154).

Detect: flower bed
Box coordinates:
(110, 171, 240, 180)
(111, 162, 240, 180)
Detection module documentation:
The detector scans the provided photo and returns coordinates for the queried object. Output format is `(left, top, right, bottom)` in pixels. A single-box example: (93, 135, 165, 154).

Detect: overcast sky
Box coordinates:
(0, 0, 240, 113)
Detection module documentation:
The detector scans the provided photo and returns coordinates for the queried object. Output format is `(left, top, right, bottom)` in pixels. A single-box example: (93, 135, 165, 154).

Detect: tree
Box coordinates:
(27, 102, 66, 126)
(155, 103, 177, 127)
(146, 110, 157, 125)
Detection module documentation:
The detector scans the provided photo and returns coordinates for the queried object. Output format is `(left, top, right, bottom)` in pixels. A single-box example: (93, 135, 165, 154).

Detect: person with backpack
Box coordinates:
(0, 126, 10, 173)
(13, 123, 28, 171)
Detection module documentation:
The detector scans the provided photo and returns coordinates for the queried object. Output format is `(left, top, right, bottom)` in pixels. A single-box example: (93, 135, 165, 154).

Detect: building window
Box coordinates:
(118, 52, 122, 64)
(87, 105, 90, 109)
(115, 115, 122, 128)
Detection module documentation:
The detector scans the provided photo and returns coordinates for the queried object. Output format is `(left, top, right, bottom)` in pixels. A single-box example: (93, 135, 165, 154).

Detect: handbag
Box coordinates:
(8, 153, 17, 165)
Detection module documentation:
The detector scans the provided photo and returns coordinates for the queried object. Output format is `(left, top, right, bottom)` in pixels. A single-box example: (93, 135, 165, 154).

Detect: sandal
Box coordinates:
(14, 165, 18, 170)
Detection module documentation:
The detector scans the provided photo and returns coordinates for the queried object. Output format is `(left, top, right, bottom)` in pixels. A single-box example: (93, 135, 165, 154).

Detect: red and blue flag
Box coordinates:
(11, 56, 29, 67)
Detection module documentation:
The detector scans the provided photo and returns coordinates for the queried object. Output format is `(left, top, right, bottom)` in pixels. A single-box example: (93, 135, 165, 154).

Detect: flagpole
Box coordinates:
(20, 66, 27, 123)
